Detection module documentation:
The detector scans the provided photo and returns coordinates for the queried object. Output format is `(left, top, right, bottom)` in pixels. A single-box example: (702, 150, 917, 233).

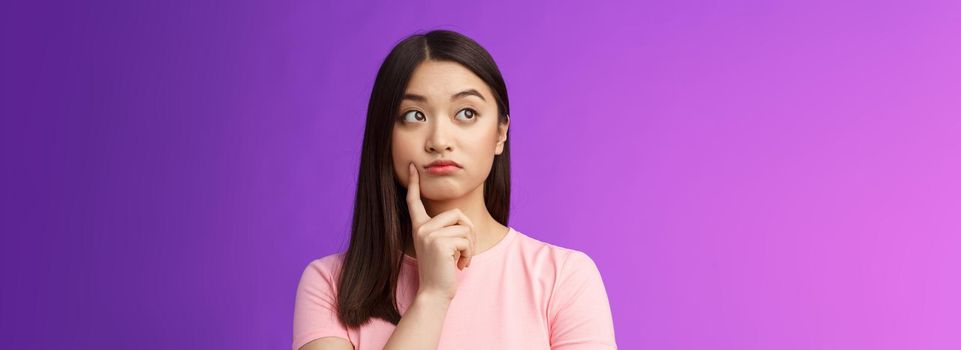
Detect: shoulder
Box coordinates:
(510, 228, 601, 277)
(293, 252, 354, 350)
(513, 228, 600, 288)
(297, 252, 347, 290)
(510, 229, 610, 317)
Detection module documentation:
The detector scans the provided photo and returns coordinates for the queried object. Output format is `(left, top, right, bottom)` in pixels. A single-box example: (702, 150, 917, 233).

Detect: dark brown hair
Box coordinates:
(336, 29, 512, 328)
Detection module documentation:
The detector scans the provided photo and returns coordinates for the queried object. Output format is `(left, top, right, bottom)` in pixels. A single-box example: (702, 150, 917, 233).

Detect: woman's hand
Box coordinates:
(406, 162, 477, 301)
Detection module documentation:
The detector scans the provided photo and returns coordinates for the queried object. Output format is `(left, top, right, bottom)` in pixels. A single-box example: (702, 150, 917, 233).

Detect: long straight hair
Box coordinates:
(337, 29, 512, 328)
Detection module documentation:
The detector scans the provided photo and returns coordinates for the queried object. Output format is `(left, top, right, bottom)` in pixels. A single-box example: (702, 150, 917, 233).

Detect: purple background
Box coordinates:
(2, 0, 959, 349)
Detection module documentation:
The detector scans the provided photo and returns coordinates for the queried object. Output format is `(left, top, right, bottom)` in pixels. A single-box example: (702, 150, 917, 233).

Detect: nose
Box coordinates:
(425, 115, 453, 153)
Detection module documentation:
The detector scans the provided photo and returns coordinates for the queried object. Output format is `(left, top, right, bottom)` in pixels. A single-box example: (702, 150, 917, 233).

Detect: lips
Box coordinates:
(426, 160, 462, 168)
(425, 160, 462, 175)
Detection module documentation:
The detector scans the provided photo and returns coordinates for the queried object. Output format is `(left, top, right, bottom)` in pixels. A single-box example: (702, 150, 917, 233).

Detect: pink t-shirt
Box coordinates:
(292, 226, 617, 349)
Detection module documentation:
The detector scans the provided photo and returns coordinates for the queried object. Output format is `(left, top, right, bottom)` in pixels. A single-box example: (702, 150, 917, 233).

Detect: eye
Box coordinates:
(456, 108, 478, 121)
(399, 110, 426, 123)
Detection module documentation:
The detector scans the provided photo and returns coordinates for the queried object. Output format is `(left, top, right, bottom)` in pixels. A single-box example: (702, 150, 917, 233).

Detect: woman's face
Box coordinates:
(392, 60, 509, 201)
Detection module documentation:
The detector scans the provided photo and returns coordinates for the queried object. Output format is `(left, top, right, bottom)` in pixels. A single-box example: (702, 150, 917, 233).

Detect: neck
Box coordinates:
(405, 183, 508, 258)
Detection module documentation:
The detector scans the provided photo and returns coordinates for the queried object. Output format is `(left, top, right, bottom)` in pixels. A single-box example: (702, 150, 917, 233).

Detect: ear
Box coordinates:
(495, 114, 510, 155)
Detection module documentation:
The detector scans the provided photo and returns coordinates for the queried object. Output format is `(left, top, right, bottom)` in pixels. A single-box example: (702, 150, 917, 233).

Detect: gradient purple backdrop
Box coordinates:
(2, 0, 960, 349)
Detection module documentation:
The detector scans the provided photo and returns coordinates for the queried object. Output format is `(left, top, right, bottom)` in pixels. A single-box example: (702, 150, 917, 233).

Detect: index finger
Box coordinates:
(406, 162, 430, 227)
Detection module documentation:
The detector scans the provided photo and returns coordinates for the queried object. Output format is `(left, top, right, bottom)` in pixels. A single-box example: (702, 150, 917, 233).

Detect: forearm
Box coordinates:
(383, 291, 451, 350)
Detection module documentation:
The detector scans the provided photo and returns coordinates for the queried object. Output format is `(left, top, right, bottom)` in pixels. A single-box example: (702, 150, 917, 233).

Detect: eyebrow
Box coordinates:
(402, 89, 487, 103)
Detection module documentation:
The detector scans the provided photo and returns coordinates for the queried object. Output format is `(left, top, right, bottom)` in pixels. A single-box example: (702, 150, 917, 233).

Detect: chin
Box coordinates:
(421, 187, 464, 201)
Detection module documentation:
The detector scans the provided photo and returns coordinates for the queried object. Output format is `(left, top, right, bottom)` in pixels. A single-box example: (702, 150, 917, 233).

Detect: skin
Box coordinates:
(301, 59, 509, 350)
(391, 59, 511, 261)
(385, 60, 510, 350)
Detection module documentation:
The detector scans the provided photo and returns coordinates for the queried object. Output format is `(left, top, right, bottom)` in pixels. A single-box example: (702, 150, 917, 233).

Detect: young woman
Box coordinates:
(293, 29, 616, 350)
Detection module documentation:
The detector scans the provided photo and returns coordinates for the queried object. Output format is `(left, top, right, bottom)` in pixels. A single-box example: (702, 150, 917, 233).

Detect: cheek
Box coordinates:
(463, 130, 499, 173)
(471, 124, 501, 154)
(391, 130, 413, 156)
(391, 135, 413, 180)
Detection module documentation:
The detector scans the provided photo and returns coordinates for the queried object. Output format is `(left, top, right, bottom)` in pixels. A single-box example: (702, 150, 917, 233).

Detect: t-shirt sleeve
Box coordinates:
(292, 258, 352, 350)
(547, 250, 618, 349)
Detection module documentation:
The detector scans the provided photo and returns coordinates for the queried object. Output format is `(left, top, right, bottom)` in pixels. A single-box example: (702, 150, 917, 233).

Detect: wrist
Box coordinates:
(415, 290, 454, 306)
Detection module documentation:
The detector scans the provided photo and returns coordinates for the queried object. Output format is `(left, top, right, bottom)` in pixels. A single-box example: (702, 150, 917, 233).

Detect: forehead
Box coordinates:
(403, 60, 492, 102)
